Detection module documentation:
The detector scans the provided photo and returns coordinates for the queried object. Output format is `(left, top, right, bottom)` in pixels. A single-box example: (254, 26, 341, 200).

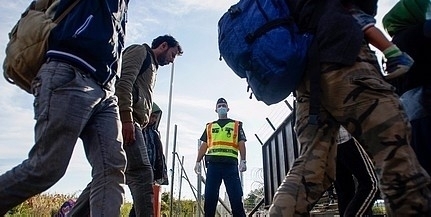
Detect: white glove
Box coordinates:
(194, 162, 201, 174)
(239, 160, 247, 172)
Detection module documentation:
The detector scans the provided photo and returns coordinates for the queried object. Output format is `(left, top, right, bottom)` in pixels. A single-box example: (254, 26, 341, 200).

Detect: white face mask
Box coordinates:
(217, 107, 228, 115)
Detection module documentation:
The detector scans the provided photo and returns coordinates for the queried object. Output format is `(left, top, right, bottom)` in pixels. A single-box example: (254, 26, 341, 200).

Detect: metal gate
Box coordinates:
(261, 112, 300, 207)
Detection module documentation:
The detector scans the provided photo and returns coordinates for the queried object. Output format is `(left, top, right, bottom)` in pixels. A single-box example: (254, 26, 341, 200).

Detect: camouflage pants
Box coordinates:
(269, 45, 431, 217)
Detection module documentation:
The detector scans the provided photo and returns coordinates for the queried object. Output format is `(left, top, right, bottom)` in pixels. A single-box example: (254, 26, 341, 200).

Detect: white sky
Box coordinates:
(0, 0, 397, 204)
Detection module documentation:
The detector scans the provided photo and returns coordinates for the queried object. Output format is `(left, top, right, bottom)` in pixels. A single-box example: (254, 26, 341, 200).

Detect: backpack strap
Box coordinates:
(245, 18, 294, 44)
(246, 0, 295, 44)
(132, 49, 152, 104)
(302, 0, 325, 125)
(307, 38, 320, 125)
(139, 49, 152, 76)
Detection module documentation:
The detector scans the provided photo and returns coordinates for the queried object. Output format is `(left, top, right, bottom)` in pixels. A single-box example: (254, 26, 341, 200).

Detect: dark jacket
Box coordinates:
(290, 0, 364, 66)
(143, 103, 168, 185)
(47, 0, 129, 88)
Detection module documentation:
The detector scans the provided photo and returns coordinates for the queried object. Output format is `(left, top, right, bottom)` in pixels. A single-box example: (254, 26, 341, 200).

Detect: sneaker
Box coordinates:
(384, 52, 414, 80)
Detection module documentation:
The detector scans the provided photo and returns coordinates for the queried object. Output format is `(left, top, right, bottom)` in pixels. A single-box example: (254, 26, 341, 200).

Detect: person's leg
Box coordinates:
(68, 183, 91, 217)
(78, 74, 126, 216)
(223, 164, 246, 217)
(410, 116, 431, 176)
(393, 25, 431, 176)
(321, 45, 431, 215)
(204, 163, 223, 217)
(269, 73, 339, 216)
(0, 61, 91, 214)
(68, 97, 126, 217)
(401, 85, 431, 176)
(338, 139, 378, 217)
(129, 205, 136, 217)
(334, 141, 356, 217)
(123, 124, 154, 217)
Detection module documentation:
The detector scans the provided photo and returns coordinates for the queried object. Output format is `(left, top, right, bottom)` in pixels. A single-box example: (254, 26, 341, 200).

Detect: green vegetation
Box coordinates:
(4, 187, 387, 216)
(4, 193, 134, 216)
(5, 193, 75, 216)
(4, 192, 198, 216)
(3, 192, 197, 216)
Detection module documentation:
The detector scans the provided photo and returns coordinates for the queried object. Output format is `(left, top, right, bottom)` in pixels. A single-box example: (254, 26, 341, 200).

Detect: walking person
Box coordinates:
(117, 35, 181, 217)
(383, 0, 431, 176)
(69, 35, 183, 217)
(334, 127, 378, 217)
(268, 0, 431, 216)
(194, 98, 247, 217)
(0, 0, 130, 215)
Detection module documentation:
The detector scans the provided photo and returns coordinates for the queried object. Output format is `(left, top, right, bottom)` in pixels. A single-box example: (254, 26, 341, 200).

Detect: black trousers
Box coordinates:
(334, 138, 379, 217)
(391, 24, 431, 177)
(410, 114, 431, 176)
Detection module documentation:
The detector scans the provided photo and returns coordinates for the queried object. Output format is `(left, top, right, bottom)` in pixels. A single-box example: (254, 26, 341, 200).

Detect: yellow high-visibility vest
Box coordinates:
(206, 121, 239, 159)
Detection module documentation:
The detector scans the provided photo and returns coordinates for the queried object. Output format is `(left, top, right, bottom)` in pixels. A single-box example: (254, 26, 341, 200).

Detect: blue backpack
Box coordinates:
(218, 0, 313, 105)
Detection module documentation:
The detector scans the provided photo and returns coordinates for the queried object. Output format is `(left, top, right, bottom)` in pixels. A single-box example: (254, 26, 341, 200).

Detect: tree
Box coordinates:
(244, 187, 264, 212)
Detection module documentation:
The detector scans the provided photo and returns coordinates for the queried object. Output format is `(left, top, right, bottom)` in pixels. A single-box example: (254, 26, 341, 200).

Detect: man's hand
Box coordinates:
(239, 160, 247, 172)
(122, 122, 136, 145)
(194, 162, 201, 174)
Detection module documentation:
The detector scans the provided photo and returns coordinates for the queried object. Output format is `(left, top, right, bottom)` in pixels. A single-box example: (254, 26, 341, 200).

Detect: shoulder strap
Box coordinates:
(132, 50, 152, 103)
(138, 50, 152, 76)
(303, 0, 325, 125)
(245, 0, 295, 44)
(307, 38, 320, 125)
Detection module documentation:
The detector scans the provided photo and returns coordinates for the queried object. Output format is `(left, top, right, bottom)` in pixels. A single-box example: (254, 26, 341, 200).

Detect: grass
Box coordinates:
(4, 193, 133, 216)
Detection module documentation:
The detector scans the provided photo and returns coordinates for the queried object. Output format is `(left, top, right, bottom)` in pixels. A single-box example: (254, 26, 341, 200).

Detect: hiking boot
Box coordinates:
(384, 52, 414, 80)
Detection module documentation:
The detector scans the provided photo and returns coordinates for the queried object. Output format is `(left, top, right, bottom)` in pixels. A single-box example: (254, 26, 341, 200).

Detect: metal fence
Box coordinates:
(261, 112, 300, 207)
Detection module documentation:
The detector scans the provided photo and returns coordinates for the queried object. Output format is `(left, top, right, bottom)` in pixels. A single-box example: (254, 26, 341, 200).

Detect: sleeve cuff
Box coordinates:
(120, 110, 133, 123)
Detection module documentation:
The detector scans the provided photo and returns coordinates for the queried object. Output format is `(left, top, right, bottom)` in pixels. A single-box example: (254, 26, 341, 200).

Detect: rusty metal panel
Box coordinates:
(262, 112, 298, 207)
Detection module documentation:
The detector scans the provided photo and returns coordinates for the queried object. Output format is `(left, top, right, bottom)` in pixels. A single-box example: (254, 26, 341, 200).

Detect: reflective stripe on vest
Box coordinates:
(206, 120, 239, 159)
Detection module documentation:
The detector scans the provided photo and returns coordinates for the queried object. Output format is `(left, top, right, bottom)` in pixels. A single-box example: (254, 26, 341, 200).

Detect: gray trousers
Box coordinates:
(70, 123, 154, 217)
(0, 60, 126, 216)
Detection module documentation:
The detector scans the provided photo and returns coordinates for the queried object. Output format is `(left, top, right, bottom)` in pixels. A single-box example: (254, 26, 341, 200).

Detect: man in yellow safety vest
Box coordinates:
(194, 97, 247, 217)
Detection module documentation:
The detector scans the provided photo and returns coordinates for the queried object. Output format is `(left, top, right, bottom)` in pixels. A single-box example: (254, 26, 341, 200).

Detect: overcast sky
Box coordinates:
(0, 0, 397, 203)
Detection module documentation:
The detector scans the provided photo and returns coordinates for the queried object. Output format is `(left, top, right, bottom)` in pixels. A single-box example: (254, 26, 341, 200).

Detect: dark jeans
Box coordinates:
(410, 116, 431, 176)
(204, 163, 245, 217)
(124, 124, 154, 217)
(392, 24, 431, 177)
(400, 86, 431, 176)
(334, 138, 378, 217)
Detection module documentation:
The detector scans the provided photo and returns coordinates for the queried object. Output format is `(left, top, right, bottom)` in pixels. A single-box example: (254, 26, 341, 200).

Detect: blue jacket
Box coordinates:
(47, 0, 129, 87)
